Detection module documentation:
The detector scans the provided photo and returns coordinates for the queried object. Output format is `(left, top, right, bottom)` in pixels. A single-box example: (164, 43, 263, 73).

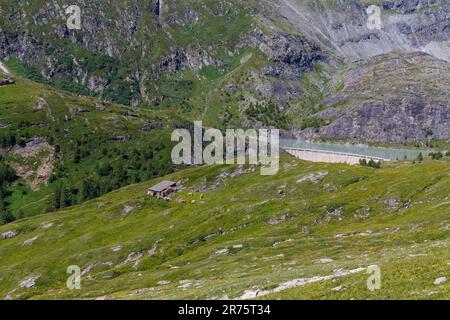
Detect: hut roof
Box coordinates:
(148, 180, 176, 192)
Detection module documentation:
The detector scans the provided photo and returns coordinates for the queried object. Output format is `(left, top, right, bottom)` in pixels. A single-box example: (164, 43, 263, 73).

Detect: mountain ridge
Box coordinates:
(2, 0, 449, 144)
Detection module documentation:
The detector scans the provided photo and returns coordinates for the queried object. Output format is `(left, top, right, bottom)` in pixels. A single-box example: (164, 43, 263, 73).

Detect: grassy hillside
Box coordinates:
(0, 0, 328, 130)
(0, 154, 448, 299)
(0, 74, 187, 219)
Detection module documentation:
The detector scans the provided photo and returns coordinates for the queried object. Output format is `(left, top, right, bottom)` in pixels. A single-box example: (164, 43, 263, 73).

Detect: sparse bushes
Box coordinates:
(359, 159, 382, 168)
(429, 152, 444, 160)
(245, 103, 289, 129)
(97, 162, 113, 176)
(0, 207, 15, 225)
(1, 133, 16, 148)
(300, 117, 326, 130)
(417, 152, 424, 162)
(0, 162, 17, 186)
(51, 183, 80, 210)
(0, 161, 17, 225)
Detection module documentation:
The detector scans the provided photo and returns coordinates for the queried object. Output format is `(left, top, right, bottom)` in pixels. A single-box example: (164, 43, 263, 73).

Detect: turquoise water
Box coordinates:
(280, 139, 430, 160)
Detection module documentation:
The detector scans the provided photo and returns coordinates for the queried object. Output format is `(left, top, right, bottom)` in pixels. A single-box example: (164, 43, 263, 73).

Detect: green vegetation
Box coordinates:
(245, 103, 289, 129)
(417, 152, 424, 162)
(359, 159, 382, 168)
(0, 159, 17, 224)
(0, 75, 186, 220)
(0, 154, 448, 299)
(300, 117, 327, 131)
(0, 0, 449, 302)
(429, 152, 444, 160)
(0, 0, 258, 107)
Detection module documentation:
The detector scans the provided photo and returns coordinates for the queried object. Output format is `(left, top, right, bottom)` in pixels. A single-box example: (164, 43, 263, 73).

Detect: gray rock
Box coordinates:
(317, 258, 334, 264)
(0, 78, 15, 86)
(434, 277, 447, 285)
(20, 275, 40, 288)
(297, 171, 328, 184)
(1, 230, 17, 240)
(95, 103, 106, 111)
(34, 98, 47, 111)
(380, 198, 400, 208)
(23, 236, 39, 246)
(214, 248, 229, 255)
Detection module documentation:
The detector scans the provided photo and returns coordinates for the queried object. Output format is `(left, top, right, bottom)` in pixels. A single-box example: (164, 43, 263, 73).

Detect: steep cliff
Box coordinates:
(294, 52, 450, 143)
(279, 0, 450, 62)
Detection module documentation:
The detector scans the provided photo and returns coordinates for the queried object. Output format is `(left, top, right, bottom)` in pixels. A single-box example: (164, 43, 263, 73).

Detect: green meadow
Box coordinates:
(0, 154, 448, 299)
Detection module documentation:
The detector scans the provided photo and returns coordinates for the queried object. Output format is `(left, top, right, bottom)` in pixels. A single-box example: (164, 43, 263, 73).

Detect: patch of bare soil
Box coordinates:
(9, 137, 55, 191)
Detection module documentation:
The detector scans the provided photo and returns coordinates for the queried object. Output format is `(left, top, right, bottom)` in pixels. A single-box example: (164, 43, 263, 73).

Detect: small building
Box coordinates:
(148, 180, 177, 198)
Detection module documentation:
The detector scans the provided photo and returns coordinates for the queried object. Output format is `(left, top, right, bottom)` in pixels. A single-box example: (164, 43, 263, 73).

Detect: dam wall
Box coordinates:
(283, 148, 390, 165)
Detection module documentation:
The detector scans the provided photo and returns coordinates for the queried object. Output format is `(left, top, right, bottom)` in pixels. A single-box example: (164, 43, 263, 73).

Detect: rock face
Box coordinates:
(279, 0, 450, 62)
(245, 30, 325, 80)
(294, 52, 450, 142)
(297, 97, 450, 142)
(0, 1, 229, 104)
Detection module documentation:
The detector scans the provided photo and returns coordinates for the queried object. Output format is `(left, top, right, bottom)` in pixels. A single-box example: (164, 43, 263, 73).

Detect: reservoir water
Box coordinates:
(280, 139, 430, 160)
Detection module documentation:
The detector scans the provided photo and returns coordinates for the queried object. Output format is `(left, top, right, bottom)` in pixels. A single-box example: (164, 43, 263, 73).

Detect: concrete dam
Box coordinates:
(283, 147, 390, 165)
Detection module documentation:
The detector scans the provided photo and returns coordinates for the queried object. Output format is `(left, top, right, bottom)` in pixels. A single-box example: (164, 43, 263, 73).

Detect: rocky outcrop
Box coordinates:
(381, 0, 425, 14)
(0, 60, 14, 85)
(0, 77, 14, 86)
(0, 230, 17, 240)
(19, 275, 40, 288)
(297, 99, 450, 143)
(9, 137, 55, 191)
(250, 80, 302, 101)
(244, 29, 325, 80)
(34, 98, 47, 111)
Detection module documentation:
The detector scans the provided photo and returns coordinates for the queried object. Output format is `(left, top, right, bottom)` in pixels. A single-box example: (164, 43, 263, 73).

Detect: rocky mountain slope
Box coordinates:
(279, 0, 450, 62)
(0, 0, 276, 105)
(0, 154, 448, 299)
(277, 0, 450, 143)
(1, 0, 450, 144)
(294, 52, 450, 143)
